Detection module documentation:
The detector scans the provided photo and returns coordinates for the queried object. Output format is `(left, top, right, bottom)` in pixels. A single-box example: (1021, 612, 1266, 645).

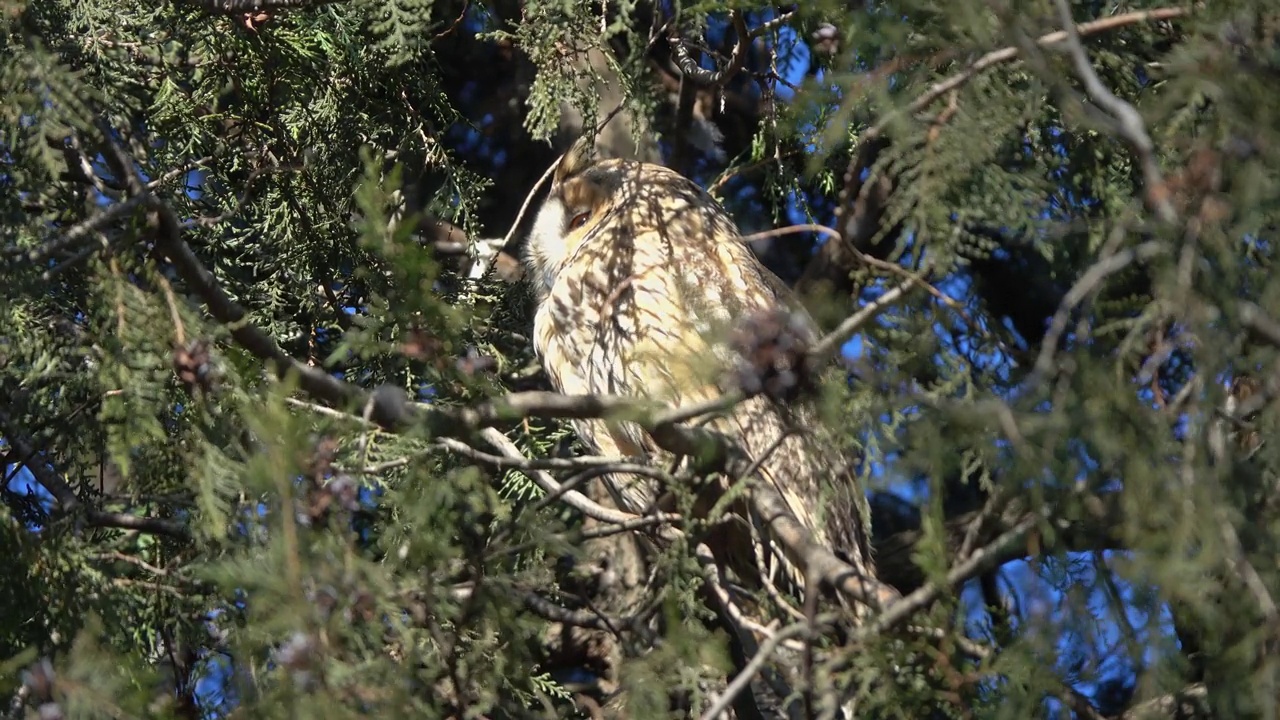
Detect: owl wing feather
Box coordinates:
(664, 236, 872, 592)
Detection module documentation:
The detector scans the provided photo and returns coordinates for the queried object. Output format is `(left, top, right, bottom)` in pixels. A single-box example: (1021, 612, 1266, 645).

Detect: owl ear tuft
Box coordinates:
(555, 136, 595, 184)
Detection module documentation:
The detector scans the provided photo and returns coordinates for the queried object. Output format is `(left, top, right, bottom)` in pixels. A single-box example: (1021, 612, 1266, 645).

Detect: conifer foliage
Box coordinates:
(2, 0, 1279, 718)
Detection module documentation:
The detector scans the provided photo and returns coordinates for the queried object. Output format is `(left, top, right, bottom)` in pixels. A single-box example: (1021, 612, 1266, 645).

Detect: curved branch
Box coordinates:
(668, 11, 750, 89)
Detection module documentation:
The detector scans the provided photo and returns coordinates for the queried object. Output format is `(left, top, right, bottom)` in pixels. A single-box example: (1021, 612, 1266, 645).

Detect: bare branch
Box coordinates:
(748, 9, 797, 40)
(1050, 0, 1177, 224)
(0, 407, 190, 539)
(668, 11, 750, 89)
(851, 514, 1038, 642)
(700, 619, 825, 720)
(873, 490, 1127, 594)
(4, 194, 147, 264)
(897, 8, 1187, 140)
(1031, 241, 1168, 381)
(1219, 516, 1279, 630)
(466, 150, 563, 282)
(476, 428, 681, 530)
(747, 222, 1002, 350)
(519, 589, 637, 632)
(434, 436, 663, 479)
(1121, 683, 1207, 719)
(696, 543, 804, 720)
(809, 279, 915, 360)
(742, 464, 901, 610)
(1240, 301, 1280, 349)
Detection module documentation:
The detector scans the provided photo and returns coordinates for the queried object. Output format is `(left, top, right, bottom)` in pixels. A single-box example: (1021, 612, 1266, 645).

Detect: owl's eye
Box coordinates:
(567, 211, 592, 230)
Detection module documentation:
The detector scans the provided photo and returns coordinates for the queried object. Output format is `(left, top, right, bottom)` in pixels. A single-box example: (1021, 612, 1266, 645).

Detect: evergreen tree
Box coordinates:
(1, 0, 1275, 717)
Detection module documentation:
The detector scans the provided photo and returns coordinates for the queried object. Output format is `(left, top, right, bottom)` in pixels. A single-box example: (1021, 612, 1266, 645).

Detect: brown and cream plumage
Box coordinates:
(523, 141, 875, 607)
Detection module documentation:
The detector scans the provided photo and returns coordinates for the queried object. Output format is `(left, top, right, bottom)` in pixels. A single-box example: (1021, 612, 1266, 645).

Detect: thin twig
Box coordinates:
(1119, 683, 1206, 719)
(870, 7, 1187, 144)
(154, 273, 188, 347)
(465, 149, 564, 280)
(1050, 0, 1177, 224)
(1030, 241, 1168, 381)
(6, 194, 148, 263)
(700, 619, 830, 720)
(669, 11, 750, 88)
(740, 222, 978, 322)
(477, 428, 681, 529)
(810, 280, 915, 360)
(91, 550, 173, 577)
(848, 514, 1039, 642)
(708, 149, 802, 195)
(749, 9, 797, 39)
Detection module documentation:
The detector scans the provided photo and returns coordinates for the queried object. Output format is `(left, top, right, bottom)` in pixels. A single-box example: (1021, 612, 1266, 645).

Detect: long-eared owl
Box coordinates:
(523, 140, 876, 606)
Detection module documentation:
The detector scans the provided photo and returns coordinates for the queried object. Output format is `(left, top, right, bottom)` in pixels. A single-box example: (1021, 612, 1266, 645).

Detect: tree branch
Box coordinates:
(179, 0, 349, 12)
(1121, 683, 1207, 719)
(850, 514, 1039, 643)
(668, 11, 750, 89)
(1050, 0, 1177, 224)
(1030, 241, 1169, 382)
(0, 407, 190, 539)
(3, 194, 147, 264)
(872, 490, 1128, 594)
(474, 428, 681, 530)
(810, 7, 1187, 300)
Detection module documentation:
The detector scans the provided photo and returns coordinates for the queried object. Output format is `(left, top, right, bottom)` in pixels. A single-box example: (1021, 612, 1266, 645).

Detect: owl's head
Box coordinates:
(523, 138, 616, 296)
(522, 138, 739, 298)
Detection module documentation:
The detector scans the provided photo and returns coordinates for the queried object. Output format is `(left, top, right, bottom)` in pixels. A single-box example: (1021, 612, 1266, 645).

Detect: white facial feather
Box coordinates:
(525, 196, 572, 297)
